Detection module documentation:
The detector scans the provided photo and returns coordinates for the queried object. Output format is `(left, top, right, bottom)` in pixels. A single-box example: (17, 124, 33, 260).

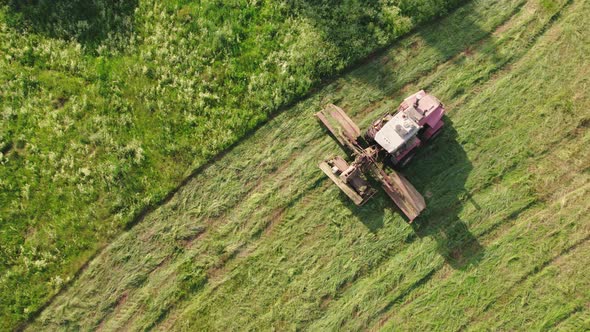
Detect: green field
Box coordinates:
(22, 0, 590, 330)
(0, 0, 468, 328)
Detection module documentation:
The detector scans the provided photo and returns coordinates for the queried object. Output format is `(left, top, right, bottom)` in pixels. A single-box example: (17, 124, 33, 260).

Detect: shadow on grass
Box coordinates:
(407, 118, 483, 270)
(341, 0, 510, 99)
(340, 117, 483, 270)
(5, 0, 138, 50)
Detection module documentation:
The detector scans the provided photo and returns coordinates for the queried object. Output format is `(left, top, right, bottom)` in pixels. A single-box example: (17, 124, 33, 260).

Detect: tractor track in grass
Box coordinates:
(456, 0, 575, 102)
(178, 149, 310, 250)
(553, 307, 590, 331)
(205, 176, 326, 287)
(369, 158, 588, 331)
(366, 200, 538, 330)
(445, 0, 573, 110)
(371, 191, 590, 332)
(147, 178, 328, 329)
(459, 234, 590, 331)
(475, 199, 538, 239)
(155, 185, 341, 331)
(373, 268, 438, 328)
(147, 175, 329, 331)
(29, 139, 323, 330)
(549, 305, 586, 330)
(308, 180, 534, 331)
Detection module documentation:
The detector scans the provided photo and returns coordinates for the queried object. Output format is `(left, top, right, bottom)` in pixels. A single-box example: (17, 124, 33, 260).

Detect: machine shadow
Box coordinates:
(405, 118, 483, 270)
(344, 117, 483, 270)
(6, 0, 138, 50)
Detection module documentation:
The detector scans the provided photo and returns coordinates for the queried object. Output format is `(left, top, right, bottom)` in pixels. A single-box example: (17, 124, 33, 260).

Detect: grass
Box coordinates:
(24, 0, 590, 330)
(0, 0, 468, 328)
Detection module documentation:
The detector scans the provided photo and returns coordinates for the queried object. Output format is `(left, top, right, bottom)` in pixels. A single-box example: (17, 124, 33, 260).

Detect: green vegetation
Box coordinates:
(0, 0, 470, 328)
(24, 0, 590, 330)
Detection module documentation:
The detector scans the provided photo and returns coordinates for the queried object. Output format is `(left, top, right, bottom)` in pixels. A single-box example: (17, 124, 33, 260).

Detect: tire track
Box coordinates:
(457, 234, 590, 332)
(553, 307, 590, 331)
(372, 268, 438, 330)
(152, 175, 328, 330)
(546, 305, 585, 331)
(366, 201, 539, 331)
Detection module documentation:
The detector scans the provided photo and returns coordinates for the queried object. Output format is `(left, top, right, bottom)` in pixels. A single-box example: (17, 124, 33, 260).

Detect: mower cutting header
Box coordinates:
(316, 90, 445, 221)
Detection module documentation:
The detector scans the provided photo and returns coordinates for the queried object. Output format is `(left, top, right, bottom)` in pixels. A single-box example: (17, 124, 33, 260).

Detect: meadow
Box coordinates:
(0, 0, 468, 328)
(25, 0, 590, 330)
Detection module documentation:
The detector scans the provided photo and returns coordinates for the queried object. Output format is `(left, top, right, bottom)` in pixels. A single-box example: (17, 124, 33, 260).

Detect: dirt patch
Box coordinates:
(155, 311, 181, 332)
(264, 207, 286, 236)
(96, 292, 129, 332)
(114, 292, 129, 312)
(320, 294, 333, 310)
(492, 16, 516, 37)
(206, 252, 234, 281)
(149, 256, 172, 276)
(183, 225, 208, 248)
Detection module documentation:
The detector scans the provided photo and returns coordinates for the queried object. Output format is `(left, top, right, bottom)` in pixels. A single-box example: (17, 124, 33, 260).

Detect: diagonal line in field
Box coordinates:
(457, 233, 590, 332)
